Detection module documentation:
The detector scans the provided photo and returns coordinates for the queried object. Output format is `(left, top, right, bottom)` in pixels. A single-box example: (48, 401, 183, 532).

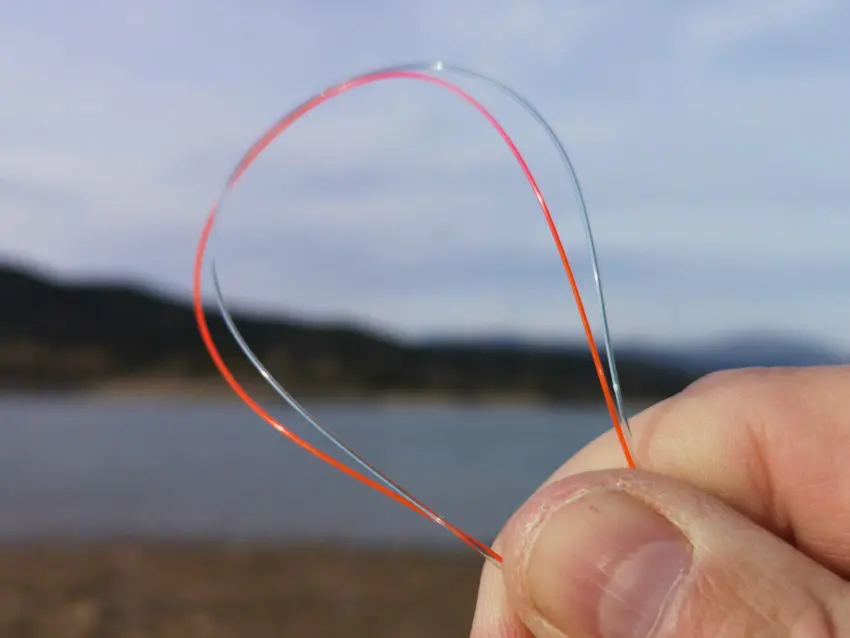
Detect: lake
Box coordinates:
(0, 396, 624, 549)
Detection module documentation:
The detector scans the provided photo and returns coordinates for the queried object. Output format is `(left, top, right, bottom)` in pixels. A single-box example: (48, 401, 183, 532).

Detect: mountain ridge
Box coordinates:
(0, 261, 843, 401)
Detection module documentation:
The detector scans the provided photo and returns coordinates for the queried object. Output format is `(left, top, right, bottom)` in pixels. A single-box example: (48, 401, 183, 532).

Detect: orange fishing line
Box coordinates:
(193, 68, 634, 565)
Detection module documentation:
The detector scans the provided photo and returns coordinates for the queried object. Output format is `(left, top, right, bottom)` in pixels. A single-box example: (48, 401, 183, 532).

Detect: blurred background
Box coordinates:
(1, 1, 849, 636)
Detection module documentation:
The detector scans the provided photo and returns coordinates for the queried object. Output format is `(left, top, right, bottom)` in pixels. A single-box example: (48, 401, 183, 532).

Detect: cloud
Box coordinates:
(676, 0, 837, 61)
(1, 1, 849, 348)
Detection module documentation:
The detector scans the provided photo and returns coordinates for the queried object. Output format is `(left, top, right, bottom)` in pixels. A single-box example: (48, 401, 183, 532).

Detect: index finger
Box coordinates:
(549, 365, 850, 575)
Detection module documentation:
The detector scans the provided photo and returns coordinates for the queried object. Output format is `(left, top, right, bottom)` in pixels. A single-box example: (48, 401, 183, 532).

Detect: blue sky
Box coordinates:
(2, 1, 849, 349)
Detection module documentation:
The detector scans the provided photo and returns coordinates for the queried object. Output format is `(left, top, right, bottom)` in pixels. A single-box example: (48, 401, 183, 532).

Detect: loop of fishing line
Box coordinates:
(193, 61, 635, 567)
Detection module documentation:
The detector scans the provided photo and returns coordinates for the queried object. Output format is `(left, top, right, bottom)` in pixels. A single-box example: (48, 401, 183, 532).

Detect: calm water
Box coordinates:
(0, 396, 620, 548)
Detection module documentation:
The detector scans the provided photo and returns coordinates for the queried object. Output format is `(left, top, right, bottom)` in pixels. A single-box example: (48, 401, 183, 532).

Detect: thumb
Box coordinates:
(499, 470, 850, 638)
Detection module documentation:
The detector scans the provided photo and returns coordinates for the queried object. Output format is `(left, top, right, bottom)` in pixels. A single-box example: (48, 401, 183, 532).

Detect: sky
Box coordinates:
(1, 0, 849, 350)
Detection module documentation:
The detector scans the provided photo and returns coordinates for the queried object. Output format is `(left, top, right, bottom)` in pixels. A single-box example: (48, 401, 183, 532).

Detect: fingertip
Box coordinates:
(521, 487, 691, 637)
(493, 472, 627, 636)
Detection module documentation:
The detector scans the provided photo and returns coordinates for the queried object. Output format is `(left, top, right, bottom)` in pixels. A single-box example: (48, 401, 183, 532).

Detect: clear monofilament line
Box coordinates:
(209, 263, 500, 568)
(424, 61, 633, 447)
(194, 61, 635, 567)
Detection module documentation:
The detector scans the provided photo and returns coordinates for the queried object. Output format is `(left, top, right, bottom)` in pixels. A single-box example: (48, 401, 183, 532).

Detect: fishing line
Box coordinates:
(193, 61, 635, 567)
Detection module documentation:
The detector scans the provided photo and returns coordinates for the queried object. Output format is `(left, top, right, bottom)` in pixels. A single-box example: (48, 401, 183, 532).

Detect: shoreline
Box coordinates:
(1, 377, 656, 408)
(0, 542, 483, 637)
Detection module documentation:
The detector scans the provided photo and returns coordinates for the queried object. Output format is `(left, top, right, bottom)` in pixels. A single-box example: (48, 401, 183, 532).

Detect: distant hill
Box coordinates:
(0, 261, 843, 402)
(657, 335, 847, 372)
(422, 333, 847, 373)
(0, 262, 703, 402)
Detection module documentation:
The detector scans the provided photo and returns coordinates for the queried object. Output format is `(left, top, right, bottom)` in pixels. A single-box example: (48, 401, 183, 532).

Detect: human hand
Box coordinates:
(470, 366, 850, 637)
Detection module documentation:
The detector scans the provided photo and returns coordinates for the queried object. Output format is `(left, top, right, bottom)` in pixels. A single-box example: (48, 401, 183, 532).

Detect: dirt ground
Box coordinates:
(0, 544, 484, 638)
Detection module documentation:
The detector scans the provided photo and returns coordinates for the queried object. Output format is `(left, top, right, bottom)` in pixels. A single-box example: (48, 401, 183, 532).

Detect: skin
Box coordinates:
(470, 365, 850, 637)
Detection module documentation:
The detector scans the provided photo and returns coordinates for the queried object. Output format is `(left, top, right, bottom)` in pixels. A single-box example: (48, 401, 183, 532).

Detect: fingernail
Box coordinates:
(526, 489, 692, 638)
